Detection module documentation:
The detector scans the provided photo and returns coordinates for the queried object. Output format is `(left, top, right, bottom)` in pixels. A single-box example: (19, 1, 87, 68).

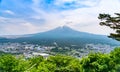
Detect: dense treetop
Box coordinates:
(0, 47, 120, 72)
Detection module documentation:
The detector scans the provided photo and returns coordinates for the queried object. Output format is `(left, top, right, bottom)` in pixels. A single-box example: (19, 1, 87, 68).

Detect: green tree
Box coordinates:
(28, 56, 44, 68)
(36, 61, 56, 72)
(98, 13, 120, 41)
(0, 54, 28, 72)
(110, 47, 120, 64)
(47, 55, 81, 72)
(110, 47, 120, 71)
(80, 53, 116, 72)
(26, 56, 44, 72)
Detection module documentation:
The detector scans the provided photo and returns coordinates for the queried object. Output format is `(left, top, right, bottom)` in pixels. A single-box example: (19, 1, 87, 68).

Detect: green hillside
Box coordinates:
(0, 47, 120, 72)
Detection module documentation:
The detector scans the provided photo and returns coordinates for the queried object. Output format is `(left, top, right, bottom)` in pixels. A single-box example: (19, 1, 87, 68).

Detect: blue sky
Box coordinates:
(0, 0, 120, 35)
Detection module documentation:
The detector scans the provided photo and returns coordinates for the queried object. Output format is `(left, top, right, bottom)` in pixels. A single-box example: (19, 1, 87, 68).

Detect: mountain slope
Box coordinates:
(31, 26, 106, 38)
(0, 26, 120, 47)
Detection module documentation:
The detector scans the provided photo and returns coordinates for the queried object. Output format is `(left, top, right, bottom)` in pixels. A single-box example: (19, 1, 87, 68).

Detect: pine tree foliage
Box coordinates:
(98, 13, 120, 41)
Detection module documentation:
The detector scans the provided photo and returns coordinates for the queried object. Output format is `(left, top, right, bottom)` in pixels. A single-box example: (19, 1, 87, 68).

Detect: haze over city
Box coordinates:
(0, 0, 120, 35)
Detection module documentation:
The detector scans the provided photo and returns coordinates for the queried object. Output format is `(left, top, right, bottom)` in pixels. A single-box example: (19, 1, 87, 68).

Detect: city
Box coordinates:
(0, 42, 115, 58)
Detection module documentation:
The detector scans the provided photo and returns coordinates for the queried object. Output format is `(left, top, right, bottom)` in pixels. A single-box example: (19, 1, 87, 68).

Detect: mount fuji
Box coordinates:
(0, 26, 120, 47)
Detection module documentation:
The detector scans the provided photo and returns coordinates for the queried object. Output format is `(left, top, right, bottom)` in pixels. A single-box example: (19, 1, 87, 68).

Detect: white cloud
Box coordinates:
(53, 0, 120, 35)
(0, 17, 40, 35)
(54, 0, 74, 5)
(0, 0, 120, 35)
(54, 0, 100, 7)
(4, 10, 15, 15)
(28, 0, 120, 35)
(79, 0, 100, 7)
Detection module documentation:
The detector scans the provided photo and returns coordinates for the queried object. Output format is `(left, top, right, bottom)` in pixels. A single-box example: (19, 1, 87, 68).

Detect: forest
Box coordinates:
(0, 47, 120, 72)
